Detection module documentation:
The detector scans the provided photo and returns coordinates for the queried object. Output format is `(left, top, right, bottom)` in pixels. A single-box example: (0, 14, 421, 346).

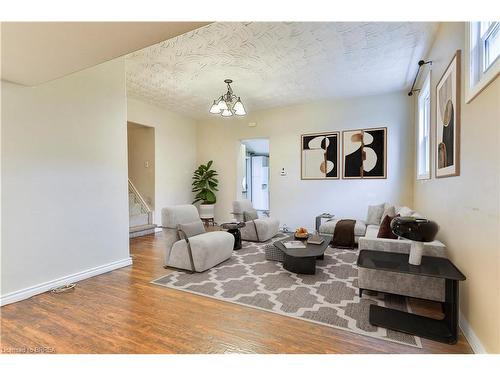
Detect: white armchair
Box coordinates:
(232, 200, 280, 242)
(161, 205, 234, 272)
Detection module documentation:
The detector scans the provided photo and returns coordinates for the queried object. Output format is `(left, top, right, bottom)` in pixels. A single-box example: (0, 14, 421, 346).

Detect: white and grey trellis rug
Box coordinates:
(152, 235, 422, 348)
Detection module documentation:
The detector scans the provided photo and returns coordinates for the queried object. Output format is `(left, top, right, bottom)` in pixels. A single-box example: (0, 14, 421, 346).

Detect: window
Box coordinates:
(466, 21, 500, 102)
(417, 73, 431, 180)
(481, 22, 499, 71)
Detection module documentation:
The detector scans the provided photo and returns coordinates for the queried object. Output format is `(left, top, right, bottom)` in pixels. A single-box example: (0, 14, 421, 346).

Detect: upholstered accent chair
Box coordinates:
(161, 205, 234, 272)
(232, 200, 280, 242)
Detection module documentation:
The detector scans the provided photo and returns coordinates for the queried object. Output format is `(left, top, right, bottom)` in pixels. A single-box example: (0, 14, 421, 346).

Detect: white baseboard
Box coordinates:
(0, 257, 133, 307)
(459, 310, 487, 353)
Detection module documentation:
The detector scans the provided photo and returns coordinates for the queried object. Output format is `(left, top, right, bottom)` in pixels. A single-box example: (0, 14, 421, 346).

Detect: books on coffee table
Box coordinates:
(282, 241, 306, 249)
(307, 235, 325, 245)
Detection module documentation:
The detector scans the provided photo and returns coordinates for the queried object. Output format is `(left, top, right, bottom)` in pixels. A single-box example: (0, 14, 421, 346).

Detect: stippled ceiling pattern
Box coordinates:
(126, 22, 438, 119)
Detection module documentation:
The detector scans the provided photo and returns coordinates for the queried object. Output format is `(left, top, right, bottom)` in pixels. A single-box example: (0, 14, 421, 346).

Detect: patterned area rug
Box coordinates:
(152, 235, 422, 348)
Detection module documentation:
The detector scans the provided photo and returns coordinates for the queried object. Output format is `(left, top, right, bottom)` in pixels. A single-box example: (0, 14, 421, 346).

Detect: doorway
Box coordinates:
(239, 139, 270, 214)
(127, 122, 155, 233)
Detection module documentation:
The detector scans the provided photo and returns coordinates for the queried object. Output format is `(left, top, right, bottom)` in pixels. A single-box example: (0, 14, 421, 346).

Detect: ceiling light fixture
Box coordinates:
(209, 79, 246, 117)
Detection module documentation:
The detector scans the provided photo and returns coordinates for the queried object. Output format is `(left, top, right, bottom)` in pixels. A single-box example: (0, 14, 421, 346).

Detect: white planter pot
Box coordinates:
(199, 204, 215, 219)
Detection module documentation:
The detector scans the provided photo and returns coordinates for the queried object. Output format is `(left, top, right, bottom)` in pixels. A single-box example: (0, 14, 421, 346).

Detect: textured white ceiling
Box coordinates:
(126, 22, 439, 119)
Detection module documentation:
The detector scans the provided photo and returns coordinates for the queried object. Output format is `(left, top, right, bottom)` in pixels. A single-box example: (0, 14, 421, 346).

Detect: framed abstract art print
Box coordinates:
(436, 50, 461, 178)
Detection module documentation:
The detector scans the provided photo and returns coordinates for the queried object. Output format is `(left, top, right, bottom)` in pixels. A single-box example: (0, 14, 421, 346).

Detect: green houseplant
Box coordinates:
(192, 161, 218, 220)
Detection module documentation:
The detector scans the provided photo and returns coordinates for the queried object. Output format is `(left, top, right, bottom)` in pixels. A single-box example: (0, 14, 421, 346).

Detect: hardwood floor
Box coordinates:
(0, 232, 473, 354)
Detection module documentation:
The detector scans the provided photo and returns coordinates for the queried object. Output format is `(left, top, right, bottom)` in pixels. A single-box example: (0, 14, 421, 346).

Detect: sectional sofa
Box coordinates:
(320, 203, 447, 302)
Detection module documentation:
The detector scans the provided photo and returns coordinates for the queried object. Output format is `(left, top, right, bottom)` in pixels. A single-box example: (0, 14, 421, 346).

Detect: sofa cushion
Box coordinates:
(395, 205, 414, 217)
(243, 209, 258, 221)
(161, 205, 200, 229)
(366, 203, 385, 225)
(319, 219, 366, 237)
(380, 204, 396, 224)
(232, 200, 254, 222)
(178, 220, 206, 238)
(240, 217, 280, 242)
(364, 224, 380, 238)
(169, 231, 234, 272)
(377, 215, 399, 239)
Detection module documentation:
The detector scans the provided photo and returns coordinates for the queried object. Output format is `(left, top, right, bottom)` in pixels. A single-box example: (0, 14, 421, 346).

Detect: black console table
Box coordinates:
(357, 249, 466, 344)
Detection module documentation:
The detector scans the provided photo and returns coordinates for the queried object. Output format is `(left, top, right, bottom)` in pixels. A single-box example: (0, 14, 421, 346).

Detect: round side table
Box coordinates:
(220, 222, 246, 250)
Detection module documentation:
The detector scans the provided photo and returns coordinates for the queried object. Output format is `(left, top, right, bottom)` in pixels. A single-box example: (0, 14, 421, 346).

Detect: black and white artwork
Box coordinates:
(301, 132, 339, 179)
(342, 127, 387, 179)
(436, 50, 460, 178)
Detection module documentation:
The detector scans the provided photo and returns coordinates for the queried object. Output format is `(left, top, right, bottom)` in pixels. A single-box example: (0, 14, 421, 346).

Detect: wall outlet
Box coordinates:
(280, 167, 287, 176)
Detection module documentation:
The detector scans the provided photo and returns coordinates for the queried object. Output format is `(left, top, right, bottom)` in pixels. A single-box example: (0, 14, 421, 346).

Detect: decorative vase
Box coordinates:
(199, 204, 215, 219)
(390, 216, 439, 266)
(408, 241, 424, 265)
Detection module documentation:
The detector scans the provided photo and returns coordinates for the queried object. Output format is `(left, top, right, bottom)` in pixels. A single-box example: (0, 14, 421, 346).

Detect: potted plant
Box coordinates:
(192, 160, 219, 220)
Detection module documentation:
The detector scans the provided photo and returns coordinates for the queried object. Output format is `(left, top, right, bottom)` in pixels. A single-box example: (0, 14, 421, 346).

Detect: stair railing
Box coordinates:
(128, 179, 153, 225)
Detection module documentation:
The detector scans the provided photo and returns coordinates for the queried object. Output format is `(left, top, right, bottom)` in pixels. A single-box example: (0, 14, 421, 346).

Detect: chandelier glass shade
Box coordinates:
(209, 79, 246, 117)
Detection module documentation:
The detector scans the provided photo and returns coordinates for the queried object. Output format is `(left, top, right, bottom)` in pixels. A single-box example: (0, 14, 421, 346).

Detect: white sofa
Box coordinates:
(357, 203, 446, 257)
(318, 204, 444, 247)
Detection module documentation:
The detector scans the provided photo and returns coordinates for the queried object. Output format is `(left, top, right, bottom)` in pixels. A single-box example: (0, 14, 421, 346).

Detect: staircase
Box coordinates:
(128, 179, 155, 238)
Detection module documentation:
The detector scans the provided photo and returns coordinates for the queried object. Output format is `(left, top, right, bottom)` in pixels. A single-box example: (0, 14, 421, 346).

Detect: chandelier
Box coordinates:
(209, 79, 246, 117)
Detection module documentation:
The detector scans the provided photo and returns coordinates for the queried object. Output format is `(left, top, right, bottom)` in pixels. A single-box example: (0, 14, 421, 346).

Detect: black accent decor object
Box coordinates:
(390, 216, 439, 242)
(357, 249, 466, 344)
(274, 235, 332, 274)
(221, 222, 246, 250)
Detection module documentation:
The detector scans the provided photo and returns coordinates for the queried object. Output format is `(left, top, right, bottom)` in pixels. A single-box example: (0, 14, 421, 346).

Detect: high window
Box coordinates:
(417, 73, 431, 180)
(467, 21, 500, 102)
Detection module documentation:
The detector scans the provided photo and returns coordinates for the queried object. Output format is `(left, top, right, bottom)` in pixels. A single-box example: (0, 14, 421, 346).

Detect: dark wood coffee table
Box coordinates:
(274, 234, 332, 274)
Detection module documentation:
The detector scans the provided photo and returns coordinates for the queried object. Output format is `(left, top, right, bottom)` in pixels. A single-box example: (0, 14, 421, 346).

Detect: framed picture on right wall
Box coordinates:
(436, 50, 461, 178)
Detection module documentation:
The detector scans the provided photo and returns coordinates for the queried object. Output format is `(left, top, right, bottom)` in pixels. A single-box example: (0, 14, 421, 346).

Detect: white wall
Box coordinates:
(127, 98, 197, 223)
(413, 22, 500, 353)
(197, 92, 414, 230)
(1, 59, 131, 301)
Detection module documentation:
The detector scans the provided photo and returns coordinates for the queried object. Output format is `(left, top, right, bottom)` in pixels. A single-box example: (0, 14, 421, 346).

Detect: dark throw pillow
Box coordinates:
(377, 214, 399, 239)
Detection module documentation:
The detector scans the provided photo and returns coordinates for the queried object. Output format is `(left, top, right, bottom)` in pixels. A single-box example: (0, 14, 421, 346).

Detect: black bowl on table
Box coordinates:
(294, 232, 309, 240)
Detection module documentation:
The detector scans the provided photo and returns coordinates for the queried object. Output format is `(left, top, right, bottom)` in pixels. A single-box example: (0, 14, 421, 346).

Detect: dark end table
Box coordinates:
(357, 249, 466, 344)
(274, 234, 332, 274)
(220, 222, 246, 250)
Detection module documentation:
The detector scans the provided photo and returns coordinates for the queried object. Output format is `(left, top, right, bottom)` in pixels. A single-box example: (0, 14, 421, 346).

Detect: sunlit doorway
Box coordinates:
(239, 139, 270, 215)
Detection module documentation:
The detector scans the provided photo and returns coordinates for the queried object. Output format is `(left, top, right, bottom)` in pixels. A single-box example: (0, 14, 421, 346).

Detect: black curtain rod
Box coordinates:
(408, 60, 432, 96)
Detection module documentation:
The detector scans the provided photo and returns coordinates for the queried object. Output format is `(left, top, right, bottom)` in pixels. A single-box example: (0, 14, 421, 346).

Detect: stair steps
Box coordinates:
(129, 223, 156, 238)
(128, 179, 154, 238)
